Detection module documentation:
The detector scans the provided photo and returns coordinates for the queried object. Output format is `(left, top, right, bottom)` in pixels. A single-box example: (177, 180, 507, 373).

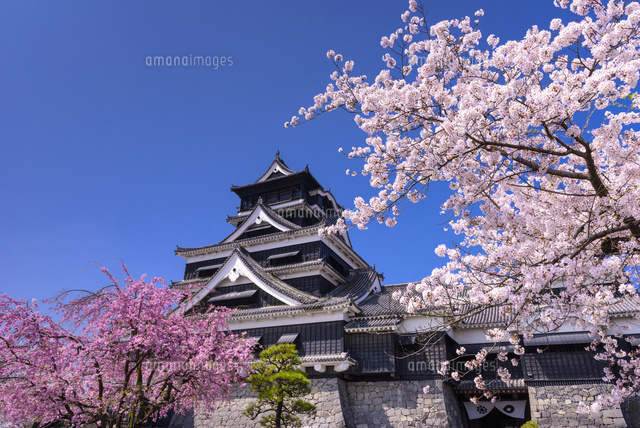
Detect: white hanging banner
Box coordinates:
(494, 401, 527, 419)
(464, 402, 495, 419)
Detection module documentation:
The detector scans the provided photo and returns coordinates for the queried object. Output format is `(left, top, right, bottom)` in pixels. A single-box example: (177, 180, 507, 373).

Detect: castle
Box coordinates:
(171, 153, 640, 428)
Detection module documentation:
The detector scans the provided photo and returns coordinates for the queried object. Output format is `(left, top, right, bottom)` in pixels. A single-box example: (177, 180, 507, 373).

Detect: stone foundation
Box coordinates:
(190, 378, 461, 428)
(345, 380, 461, 428)
(193, 378, 348, 428)
(528, 384, 628, 427)
(188, 378, 640, 427)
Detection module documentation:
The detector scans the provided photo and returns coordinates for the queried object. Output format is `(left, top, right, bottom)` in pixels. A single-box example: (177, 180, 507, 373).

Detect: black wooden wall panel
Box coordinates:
(346, 333, 395, 373)
(238, 321, 344, 358)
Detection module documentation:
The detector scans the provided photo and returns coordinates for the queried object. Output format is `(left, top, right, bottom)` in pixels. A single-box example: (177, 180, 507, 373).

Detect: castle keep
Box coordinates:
(172, 154, 640, 428)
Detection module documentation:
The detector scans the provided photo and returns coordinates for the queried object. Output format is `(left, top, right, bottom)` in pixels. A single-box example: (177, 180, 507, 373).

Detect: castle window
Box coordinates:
(267, 251, 301, 267)
(279, 187, 292, 201)
(266, 191, 278, 203)
(206, 289, 257, 303)
(327, 255, 346, 276)
(277, 332, 300, 346)
(196, 264, 222, 278)
(240, 224, 279, 240)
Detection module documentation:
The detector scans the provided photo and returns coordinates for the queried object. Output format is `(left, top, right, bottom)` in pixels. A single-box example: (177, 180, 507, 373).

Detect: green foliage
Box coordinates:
(521, 421, 540, 428)
(243, 344, 316, 428)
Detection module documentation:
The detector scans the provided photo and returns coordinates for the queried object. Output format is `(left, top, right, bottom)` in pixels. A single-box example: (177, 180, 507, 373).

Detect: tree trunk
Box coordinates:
(275, 400, 283, 428)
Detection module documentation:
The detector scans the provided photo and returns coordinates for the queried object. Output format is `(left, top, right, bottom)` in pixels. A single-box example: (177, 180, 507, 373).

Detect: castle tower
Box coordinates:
(174, 153, 382, 374)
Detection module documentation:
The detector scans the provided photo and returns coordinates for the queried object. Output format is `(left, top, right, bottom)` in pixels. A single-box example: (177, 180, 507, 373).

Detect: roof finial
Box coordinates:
(275, 150, 280, 160)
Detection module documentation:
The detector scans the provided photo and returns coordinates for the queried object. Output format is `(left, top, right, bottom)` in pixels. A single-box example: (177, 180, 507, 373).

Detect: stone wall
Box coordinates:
(188, 378, 463, 428)
(185, 379, 640, 427)
(192, 378, 348, 428)
(344, 380, 462, 428)
(528, 383, 628, 427)
(300, 377, 350, 428)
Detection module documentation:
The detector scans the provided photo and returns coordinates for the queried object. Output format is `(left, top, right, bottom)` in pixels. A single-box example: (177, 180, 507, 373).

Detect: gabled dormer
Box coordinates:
(220, 201, 300, 244)
(181, 247, 321, 314)
(254, 150, 295, 182)
(230, 153, 343, 225)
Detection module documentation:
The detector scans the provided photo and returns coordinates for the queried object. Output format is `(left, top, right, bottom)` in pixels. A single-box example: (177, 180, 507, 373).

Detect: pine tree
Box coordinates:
(243, 344, 316, 428)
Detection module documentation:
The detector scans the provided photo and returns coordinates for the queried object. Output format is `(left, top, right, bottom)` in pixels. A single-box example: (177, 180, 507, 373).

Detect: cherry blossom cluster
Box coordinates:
(291, 0, 640, 411)
(0, 265, 254, 427)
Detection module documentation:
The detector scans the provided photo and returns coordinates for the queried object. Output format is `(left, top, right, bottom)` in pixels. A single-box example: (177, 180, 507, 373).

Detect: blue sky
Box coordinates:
(0, 1, 571, 300)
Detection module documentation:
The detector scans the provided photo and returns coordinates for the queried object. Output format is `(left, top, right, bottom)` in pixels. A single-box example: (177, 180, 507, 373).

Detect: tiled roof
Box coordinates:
(186, 259, 326, 283)
(522, 351, 606, 381)
(459, 342, 515, 355)
(458, 305, 511, 328)
(355, 284, 407, 317)
(251, 202, 302, 230)
(178, 247, 324, 310)
(217, 202, 301, 244)
(233, 247, 319, 305)
(301, 352, 356, 365)
(307, 188, 344, 212)
(178, 246, 384, 320)
(207, 289, 257, 303)
(327, 267, 378, 301)
(344, 316, 402, 332)
(226, 297, 354, 320)
(182, 260, 640, 330)
(217, 262, 388, 320)
(354, 283, 640, 326)
(457, 293, 640, 328)
(230, 168, 321, 191)
(343, 284, 412, 332)
(524, 332, 593, 347)
(176, 218, 337, 255)
(253, 152, 295, 183)
(171, 278, 208, 289)
(454, 378, 526, 392)
(610, 293, 640, 315)
(264, 259, 327, 274)
(227, 202, 316, 226)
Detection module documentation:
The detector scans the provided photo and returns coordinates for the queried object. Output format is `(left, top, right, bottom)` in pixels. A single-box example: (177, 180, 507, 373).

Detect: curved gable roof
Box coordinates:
(327, 267, 381, 304)
(220, 201, 300, 244)
(255, 151, 295, 183)
(181, 247, 320, 313)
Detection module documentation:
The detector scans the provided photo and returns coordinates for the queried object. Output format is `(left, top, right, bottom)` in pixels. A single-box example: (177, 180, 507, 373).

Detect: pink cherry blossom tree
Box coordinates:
(0, 265, 254, 427)
(290, 0, 640, 411)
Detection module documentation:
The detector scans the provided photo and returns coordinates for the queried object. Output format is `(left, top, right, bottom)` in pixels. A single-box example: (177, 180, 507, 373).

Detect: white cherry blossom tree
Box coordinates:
(289, 0, 640, 411)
